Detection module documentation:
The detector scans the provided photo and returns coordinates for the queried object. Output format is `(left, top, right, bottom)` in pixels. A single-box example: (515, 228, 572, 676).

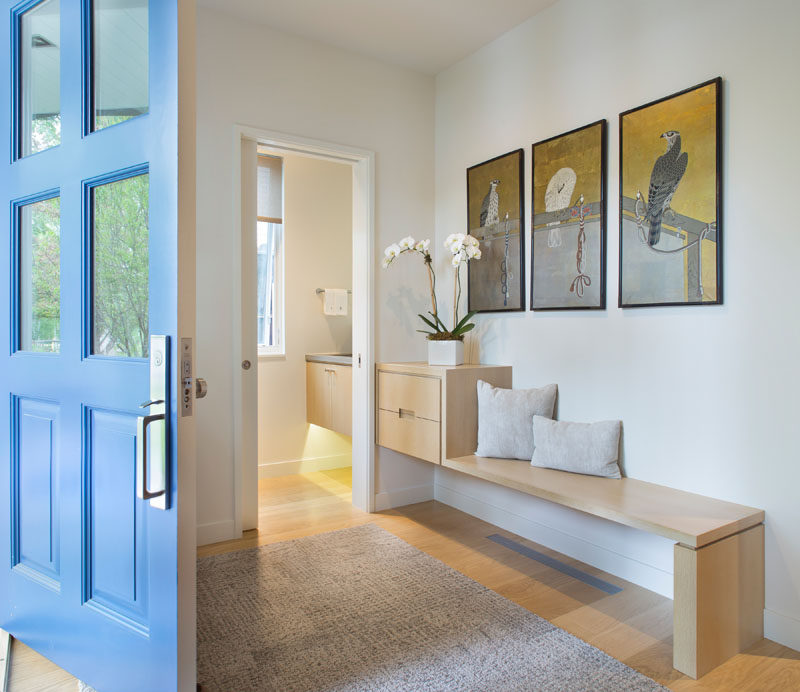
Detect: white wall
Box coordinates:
(196, 9, 436, 544)
(257, 154, 353, 474)
(434, 0, 800, 650)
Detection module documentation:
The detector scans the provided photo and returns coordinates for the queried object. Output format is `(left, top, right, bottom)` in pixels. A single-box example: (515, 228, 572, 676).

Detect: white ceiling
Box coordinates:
(197, 0, 558, 75)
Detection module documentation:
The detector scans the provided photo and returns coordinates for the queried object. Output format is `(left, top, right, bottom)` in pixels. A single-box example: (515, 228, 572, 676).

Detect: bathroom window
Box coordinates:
(257, 154, 284, 355)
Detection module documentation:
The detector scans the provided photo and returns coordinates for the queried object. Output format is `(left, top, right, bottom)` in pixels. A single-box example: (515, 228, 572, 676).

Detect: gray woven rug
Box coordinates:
(197, 524, 667, 692)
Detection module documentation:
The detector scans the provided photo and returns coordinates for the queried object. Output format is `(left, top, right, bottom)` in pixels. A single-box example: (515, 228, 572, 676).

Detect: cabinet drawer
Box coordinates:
(377, 409, 440, 463)
(377, 372, 440, 421)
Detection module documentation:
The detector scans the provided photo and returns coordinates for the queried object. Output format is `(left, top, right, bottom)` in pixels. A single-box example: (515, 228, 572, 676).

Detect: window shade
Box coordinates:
(257, 155, 283, 222)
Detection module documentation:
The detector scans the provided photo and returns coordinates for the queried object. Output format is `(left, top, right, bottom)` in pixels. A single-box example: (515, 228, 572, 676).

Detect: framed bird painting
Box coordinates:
(531, 120, 607, 310)
(619, 77, 722, 307)
(466, 149, 525, 312)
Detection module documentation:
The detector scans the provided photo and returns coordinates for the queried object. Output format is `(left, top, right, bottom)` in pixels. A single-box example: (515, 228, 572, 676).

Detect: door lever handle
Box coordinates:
(140, 399, 164, 408)
(137, 412, 166, 501)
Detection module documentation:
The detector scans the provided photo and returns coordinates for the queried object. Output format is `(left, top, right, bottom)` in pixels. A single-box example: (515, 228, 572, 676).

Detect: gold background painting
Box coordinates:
(533, 123, 602, 216)
(468, 151, 522, 230)
(622, 82, 717, 223)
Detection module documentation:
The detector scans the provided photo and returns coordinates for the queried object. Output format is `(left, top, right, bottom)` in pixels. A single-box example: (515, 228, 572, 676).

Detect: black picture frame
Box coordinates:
(531, 120, 607, 311)
(466, 149, 525, 313)
(618, 77, 722, 308)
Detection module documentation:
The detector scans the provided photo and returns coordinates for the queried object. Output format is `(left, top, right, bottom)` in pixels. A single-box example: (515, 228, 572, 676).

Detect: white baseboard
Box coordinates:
(765, 608, 800, 653)
(375, 483, 434, 511)
(435, 476, 674, 598)
(258, 453, 352, 478)
(197, 519, 236, 547)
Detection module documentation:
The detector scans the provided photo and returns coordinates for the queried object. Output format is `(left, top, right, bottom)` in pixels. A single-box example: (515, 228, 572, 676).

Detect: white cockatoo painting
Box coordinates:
(544, 167, 577, 248)
(545, 167, 577, 212)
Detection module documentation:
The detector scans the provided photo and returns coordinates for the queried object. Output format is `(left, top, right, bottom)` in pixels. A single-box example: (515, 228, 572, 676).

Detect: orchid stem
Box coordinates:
(453, 266, 459, 329)
(457, 266, 462, 327)
(426, 260, 437, 319)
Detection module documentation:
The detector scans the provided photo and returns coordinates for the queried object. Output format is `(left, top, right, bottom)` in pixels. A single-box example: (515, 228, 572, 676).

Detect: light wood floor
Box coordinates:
(199, 467, 800, 692)
(6, 638, 76, 691)
(10, 468, 800, 691)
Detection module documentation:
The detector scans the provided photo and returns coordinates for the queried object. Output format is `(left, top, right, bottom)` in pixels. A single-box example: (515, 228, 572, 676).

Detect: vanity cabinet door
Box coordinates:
(306, 362, 352, 435)
(329, 365, 352, 436)
(306, 362, 332, 429)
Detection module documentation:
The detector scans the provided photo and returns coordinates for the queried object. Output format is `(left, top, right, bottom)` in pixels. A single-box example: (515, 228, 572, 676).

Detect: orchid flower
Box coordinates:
(382, 233, 481, 341)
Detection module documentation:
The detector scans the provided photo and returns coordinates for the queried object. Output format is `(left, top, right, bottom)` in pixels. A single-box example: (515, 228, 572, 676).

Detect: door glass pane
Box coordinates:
(20, 0, 61, 156)
(92, 174, 149, 358)
(93, 0, 149, 130)
(20, 197, 61, 352)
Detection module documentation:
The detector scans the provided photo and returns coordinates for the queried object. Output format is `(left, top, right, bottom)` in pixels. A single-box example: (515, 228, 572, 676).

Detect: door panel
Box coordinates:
(85, 407, 148, 635)
(1, 1, 191, 690)
(11, 396, 61, 588)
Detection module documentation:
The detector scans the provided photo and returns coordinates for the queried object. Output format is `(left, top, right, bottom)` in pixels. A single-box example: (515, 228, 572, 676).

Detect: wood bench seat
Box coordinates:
(441, 453, 765, 680)
(376, 363, 766, 680)
(442, 454, 764, 548)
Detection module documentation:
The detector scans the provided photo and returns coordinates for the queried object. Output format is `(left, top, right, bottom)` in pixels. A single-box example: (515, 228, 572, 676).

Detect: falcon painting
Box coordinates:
(645, 130, 688, 246)
(480, 179, 500, 227)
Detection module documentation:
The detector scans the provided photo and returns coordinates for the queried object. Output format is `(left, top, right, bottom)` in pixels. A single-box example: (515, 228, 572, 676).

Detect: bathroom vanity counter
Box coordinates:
(305, 353, 352, 366)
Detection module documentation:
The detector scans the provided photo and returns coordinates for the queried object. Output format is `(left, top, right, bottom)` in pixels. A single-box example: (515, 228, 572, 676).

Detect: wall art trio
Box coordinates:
(465, 77, 722, 311)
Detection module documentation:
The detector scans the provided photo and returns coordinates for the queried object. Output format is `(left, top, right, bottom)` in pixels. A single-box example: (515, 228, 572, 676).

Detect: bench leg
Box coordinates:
(673, 523, 764, 679)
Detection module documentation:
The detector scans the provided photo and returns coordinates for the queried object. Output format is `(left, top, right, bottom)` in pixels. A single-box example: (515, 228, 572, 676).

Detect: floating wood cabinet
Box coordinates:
(306, 362, 352, 436)
(376, 362, 512, 463)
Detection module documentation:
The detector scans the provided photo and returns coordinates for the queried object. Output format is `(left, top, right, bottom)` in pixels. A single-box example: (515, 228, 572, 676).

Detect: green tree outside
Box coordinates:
(24, 158, 149, 358)
(30, 114, 60, 155)
(93, 173, 150, 358)
(27, 196, 60, 352)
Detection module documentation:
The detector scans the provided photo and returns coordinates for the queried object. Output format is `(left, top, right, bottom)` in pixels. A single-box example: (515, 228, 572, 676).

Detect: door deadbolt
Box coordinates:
(195, 378, 208, 399)
(242, 360, 251, 370)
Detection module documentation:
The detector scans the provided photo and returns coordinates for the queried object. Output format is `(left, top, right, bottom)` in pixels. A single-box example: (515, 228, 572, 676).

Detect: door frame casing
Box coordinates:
(177, 1, 197, 688)
(231, 125, 376, 532)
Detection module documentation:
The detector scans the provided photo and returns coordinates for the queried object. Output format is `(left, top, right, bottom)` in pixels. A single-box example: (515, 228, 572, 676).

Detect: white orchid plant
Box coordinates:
(382, 233, 482, 341)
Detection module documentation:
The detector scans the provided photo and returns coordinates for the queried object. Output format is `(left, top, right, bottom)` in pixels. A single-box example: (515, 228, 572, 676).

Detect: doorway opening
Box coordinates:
(254, 147, 354, 524)
(230, 127, 376, 539)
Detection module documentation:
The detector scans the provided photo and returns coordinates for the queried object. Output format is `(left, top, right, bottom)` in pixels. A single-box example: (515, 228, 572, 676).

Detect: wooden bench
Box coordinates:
(376, 362, 766, 679)
(442, 454, 765, 679)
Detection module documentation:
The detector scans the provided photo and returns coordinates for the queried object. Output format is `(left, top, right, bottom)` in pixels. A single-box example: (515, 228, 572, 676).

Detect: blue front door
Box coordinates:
(0, 1, 190, 690)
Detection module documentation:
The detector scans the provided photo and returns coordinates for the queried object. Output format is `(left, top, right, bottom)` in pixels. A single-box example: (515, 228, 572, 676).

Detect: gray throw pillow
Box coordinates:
(475, 380, 557, 460)
(531, 416, 622, 479)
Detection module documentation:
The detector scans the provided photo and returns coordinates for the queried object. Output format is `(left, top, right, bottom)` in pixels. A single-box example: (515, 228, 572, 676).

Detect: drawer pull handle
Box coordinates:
(399, 408, 416, 420)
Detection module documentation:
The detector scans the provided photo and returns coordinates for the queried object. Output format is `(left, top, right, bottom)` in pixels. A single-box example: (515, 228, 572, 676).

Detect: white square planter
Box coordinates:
(427, 339, 464, 366)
